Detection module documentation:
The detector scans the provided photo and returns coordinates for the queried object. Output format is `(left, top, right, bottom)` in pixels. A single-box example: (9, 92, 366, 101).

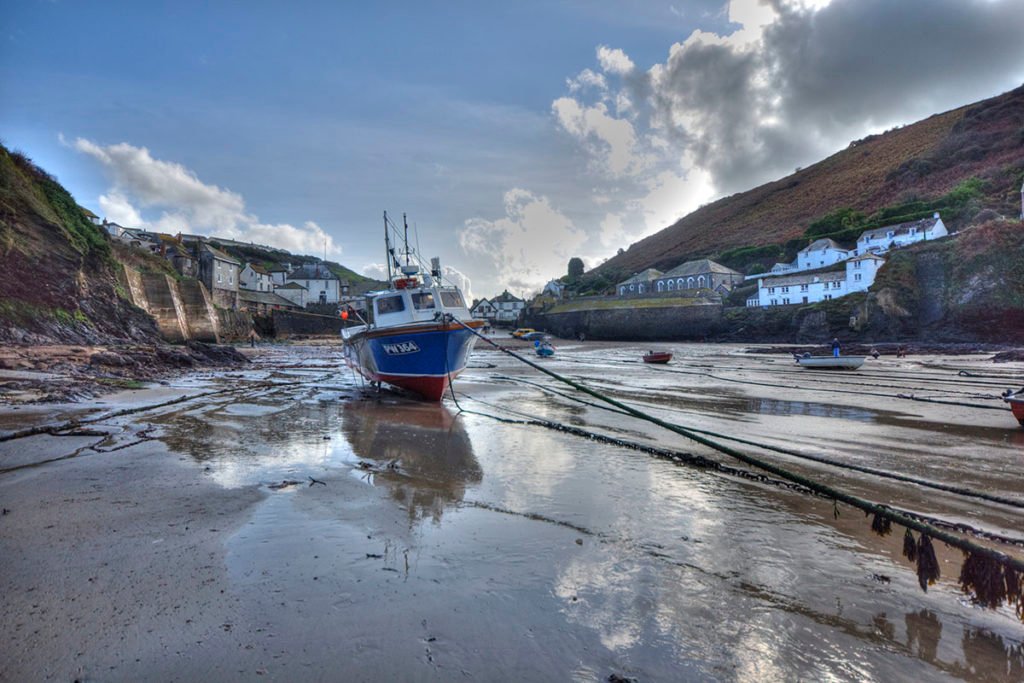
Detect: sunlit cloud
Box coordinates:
(71, 137, 342, 258)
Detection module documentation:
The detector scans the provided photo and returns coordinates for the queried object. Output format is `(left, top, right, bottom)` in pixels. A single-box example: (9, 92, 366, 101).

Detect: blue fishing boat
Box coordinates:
(342, 213, 483, 401)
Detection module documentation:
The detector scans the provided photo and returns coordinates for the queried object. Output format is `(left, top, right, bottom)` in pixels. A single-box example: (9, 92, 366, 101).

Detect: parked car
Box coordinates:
(511, 328, 536, 338)
(521, 331, 546, 341)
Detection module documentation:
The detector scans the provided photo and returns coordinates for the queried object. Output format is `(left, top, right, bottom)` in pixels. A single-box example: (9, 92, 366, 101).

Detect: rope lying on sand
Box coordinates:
(453, 319, 1024, 618)
(458, 392, 1024, 549)
(490, 373, 1024, 511)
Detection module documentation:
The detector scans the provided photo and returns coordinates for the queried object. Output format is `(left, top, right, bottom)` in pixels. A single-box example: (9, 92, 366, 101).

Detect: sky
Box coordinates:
(2, 0, 1024, 300)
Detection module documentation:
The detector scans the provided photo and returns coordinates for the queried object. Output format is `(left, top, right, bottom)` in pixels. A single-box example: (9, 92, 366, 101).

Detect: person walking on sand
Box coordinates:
(249, 329, 258, 348)
(831, 337, 841, 358)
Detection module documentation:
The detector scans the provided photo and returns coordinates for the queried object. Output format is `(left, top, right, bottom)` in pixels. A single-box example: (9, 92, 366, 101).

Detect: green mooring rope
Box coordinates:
(452, 319, 1024, 579)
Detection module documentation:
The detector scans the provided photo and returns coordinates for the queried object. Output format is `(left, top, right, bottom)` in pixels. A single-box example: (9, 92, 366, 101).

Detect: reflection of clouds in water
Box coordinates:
(156, 398, 355, 488)
(486, 427, 575, 512)
(554, 554, 643, 653)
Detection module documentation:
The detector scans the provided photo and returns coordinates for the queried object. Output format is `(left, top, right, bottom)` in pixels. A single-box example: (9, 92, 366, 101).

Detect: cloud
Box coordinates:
(596, 46, 635, 75)
(458, 189, 586, 293)
(551, 98, 646, 177)
(553, 0, 1024, 223)
(72, 138, 341, 258)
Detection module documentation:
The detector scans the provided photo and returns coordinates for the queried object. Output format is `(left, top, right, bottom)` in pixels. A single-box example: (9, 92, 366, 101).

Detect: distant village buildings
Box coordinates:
(744, 212, 948, 308)
(616, 260, 742, 297)
(748, 254, 885, 307)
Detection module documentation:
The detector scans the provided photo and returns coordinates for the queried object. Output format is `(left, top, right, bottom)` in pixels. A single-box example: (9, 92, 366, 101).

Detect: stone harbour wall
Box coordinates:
(530, 302, 723, 341)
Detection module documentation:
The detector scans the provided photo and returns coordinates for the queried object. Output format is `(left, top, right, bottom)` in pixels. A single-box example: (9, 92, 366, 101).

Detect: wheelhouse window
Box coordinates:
(411, 292, 436, 310)
(377, 295, 405, 314)
(440, 291, 465, 308)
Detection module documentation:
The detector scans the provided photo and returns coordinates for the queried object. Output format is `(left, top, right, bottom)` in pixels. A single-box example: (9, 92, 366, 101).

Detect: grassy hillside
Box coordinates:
(591, 84, 1024, 285)
(0, 143, 158, 343)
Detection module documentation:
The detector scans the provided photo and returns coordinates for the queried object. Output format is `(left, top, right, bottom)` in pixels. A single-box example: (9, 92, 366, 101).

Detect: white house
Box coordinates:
(285, 263, 340, 305)
(749, 253, 885, 307)
(240, 263, 273, 292)
(856, 213, 947, 255)
(541, 280, 566, 298)
(490, 290, 526, 323)
(274, 281, 308, 307)
(616, 268, 662, 296)
(268, 264, 291, 286)
(470, 298, 496, 320)
(746, 239, 852, 281)
(796, 238, 851, 271)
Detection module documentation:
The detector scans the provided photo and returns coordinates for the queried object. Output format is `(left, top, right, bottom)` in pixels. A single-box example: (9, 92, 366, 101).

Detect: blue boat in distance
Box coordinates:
(342, 213, 484, 401)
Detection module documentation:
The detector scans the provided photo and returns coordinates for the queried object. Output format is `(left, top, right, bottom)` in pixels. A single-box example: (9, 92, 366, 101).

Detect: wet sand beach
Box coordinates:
(1, 341, 1023, 681)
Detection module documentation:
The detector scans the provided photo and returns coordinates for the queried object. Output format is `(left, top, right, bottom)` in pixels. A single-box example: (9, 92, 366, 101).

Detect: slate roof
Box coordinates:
(199, 242, 240, 265)
(492, 290, 524, 303)
(614, 269, 662, 287)
(276, 282, 308, 290)
(246, 263, 270, 275)
(238, 291, 302, 308)
(762, 270, 845, 287)
(801, 238, 848, 253)
(658, 259, 740, 279)
(858, 216, 939, 243)
(288, 263, 339, 280)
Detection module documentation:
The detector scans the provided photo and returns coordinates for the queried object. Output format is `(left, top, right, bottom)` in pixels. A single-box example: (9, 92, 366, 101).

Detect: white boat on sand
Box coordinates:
(793, 354, 865, 370)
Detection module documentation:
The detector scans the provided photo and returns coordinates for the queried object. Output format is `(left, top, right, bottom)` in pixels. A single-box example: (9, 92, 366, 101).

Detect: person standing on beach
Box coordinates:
(831, 338, 841, 357)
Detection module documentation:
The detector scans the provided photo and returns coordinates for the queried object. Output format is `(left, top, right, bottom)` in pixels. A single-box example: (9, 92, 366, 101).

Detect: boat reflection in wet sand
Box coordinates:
(1003, 388, 1024, 427)
(342, 400, 481, 522)
(793, 353, 865, 370)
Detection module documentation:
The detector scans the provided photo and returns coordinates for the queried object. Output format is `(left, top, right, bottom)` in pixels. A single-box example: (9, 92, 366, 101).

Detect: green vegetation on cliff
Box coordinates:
(0, 142, 158, 343)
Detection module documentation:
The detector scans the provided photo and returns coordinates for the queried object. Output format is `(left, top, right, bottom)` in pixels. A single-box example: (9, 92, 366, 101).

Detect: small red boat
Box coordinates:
(642, 351, 672, 364)
(1004, 390, 1024, 427)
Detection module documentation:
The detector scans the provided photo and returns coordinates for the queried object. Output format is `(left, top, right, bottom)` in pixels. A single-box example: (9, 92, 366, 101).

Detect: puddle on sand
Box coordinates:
(139, 350, 1024, 681)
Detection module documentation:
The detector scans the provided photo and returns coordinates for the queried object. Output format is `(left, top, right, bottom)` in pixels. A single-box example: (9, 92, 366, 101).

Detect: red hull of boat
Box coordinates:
(1007, 397, 1024, 427)
(642, 353, 672, 364)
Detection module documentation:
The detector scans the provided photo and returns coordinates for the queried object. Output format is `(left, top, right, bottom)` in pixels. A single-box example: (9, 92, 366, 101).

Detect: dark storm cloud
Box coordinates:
(646, 0, 1024, 194)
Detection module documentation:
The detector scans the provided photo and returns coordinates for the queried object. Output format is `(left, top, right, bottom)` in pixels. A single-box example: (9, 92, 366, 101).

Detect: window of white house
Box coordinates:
(781, 286, 789, 293)
(769, 287, 775, 294)
(832, 281, 840, 289)
(854, 261, 861, 268)
(854, 273, 862, 281)
(217, 274, 222, 283)
(909, 227, 917, 235)
(824, 294, 832, 300)
(800, 284, 809, 291)
(886, 231, 894, 238)
(782, 298, 790, 305)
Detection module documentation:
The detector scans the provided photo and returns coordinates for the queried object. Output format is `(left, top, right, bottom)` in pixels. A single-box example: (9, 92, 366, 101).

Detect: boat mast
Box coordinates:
(402, 213, 410, 267)
(384, 211, 393, 282)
